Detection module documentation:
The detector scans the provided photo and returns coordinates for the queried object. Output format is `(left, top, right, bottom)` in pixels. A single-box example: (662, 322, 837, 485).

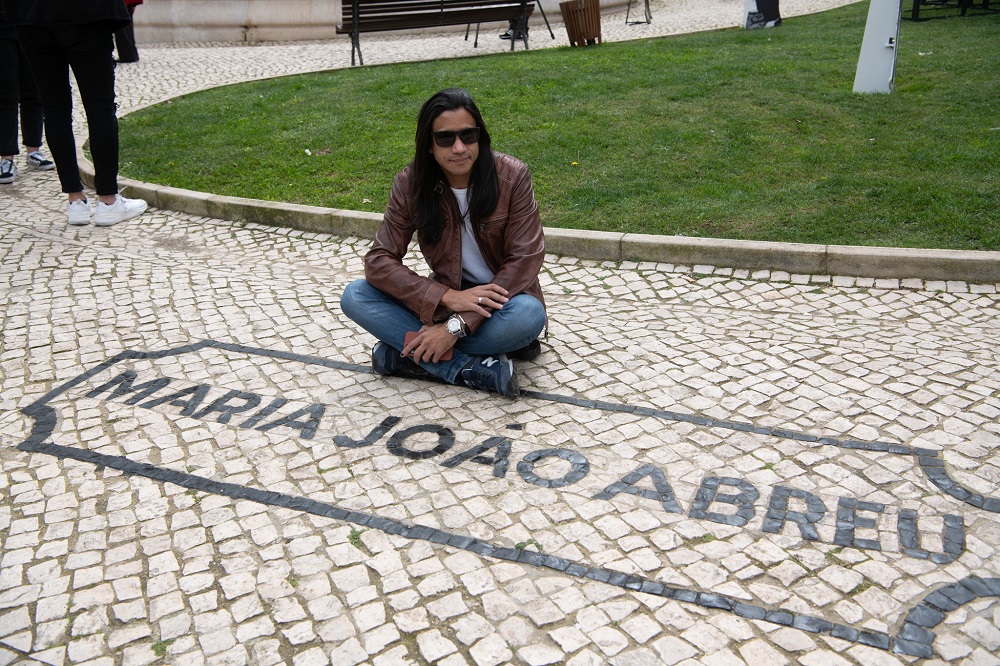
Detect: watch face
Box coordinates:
(447, 317, 461, 335)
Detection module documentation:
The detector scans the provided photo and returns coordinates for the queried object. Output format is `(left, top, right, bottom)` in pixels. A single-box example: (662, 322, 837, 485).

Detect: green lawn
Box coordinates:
(119, 3, 1000, 250)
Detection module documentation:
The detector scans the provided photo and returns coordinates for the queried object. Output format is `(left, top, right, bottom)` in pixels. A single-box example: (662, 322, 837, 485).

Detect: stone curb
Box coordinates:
(82, 156, 1000, 284)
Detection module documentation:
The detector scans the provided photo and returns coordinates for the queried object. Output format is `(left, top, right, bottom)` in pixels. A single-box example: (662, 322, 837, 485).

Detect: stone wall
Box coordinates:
(133, 0, 343, 43)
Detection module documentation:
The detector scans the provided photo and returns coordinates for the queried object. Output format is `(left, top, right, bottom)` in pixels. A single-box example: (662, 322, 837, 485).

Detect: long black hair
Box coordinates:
(411, 88, 499, 244)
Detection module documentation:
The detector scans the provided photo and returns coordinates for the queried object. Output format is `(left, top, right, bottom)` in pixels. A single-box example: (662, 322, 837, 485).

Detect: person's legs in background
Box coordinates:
(745, 0, 781, 29)
(0, 36, 22, 183)
(64, 26, 120, 197)
(499, 19, 528, 41)
(14, 25, 82, 199)
(16, 40, 54, 172)
(65, 26, 146, 225)
(114, 6, 139, 63)
(17, 23, 146, 226)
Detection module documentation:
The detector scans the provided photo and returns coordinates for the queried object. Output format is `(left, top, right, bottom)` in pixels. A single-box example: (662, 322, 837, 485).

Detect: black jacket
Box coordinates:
(1, 0, 130, 31)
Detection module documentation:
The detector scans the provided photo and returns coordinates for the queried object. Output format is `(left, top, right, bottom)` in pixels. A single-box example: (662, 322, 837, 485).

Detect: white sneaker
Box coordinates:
(67, 199, 92, 226)
(26, 151, 56, 171)
(93, 194, 148, 227)
(0, 158, 16, 184)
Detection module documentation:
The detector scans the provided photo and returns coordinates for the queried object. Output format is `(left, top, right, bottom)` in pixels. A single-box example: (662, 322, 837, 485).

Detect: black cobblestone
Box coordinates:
(831, 625, 859, 642)
(733, 603, 767, 620)
(898, 622, 935, 643)
(904, 604, 945, 628)
(892, 638, 933, 659)
(792, 616, 834, 633)
(764, 611, 794, 626)
(857, 631, 891, 649)
(923, 590, 962, 612)
(669, 589, 699, 603)
(940, 583, 976, 606)
(698, 594, 735, 610)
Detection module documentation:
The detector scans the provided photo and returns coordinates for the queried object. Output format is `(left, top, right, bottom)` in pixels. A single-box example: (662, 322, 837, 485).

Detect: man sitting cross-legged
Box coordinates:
(340, 88, 546, 398)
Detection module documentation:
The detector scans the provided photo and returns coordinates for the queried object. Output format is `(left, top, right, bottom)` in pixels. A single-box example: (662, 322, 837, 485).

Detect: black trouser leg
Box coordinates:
(757, 0, 781, 22)
(17, 43, 45, 149)
(115, 7, 139, 63)
(0, 39, 20, 155)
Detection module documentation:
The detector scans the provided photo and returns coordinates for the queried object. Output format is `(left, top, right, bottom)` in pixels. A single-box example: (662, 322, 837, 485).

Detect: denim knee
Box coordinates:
(339, 279, 368, 322)
(518, 295, 546, 335)
(504, 295, 545, 340)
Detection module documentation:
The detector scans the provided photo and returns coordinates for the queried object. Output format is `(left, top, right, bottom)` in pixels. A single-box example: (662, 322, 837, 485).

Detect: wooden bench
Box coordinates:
(907, 0, 996, 20)
(338, 0, 536, 66)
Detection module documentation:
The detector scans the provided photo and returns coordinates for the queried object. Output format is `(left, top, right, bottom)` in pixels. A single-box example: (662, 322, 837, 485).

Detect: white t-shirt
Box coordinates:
(452, 187, 495, 285)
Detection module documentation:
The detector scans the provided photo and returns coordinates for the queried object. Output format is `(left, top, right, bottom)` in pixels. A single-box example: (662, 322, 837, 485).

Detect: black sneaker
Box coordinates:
(372, 342, 402, 375)
(509, 339, 541, 362)
(499, 28, 514, 40)
(462, 354, 518, 397)
(371, 341, 420, 376)
(0, 158, 16, 184)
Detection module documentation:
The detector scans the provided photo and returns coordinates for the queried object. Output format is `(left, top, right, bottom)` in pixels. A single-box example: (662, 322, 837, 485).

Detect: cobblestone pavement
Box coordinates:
(2, 1, 1000, 665)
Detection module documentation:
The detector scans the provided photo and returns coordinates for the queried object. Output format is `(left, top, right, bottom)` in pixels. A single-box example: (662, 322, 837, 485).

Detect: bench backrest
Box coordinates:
(339, 0, 534, 32)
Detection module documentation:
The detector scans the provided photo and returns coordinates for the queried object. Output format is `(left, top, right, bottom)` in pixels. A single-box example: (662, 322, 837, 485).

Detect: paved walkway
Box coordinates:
(2, 1, 1000, 665)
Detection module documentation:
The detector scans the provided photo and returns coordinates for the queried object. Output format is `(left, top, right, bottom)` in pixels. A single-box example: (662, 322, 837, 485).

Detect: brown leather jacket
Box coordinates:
(365, 151, 545, 334)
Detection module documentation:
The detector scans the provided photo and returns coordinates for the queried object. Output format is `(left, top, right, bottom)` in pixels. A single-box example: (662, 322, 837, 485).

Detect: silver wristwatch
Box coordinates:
(446, 314, 467, 338)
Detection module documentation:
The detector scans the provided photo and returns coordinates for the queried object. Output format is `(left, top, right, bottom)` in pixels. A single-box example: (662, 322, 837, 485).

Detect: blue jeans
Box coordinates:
(341, 279, 545, 384)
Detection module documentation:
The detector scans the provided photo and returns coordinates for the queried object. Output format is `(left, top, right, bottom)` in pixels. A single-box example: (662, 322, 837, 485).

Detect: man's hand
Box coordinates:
(401, 324, 457, 364)
(441, 284, 509, 317)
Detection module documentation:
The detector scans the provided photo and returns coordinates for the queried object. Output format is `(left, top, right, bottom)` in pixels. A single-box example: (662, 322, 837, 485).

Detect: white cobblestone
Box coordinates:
(1, 1, 998, 665)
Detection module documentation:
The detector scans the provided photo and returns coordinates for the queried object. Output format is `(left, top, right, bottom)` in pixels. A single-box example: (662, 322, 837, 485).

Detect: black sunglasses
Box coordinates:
(432, 127, 481, 148)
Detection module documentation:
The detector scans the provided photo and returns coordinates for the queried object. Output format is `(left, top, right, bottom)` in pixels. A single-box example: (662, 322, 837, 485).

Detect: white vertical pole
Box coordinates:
(854, 0, 902, 94)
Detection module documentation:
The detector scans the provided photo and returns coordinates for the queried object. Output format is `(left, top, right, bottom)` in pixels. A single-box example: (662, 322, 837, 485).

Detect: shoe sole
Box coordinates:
(27, 163, 56, 171)
(67, 218, 91, 226)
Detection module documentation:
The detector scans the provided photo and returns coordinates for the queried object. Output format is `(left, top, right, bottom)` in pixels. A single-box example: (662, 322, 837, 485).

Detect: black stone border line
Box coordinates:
(12, 340, 1000, 657)
(894, 577, 1000, 658)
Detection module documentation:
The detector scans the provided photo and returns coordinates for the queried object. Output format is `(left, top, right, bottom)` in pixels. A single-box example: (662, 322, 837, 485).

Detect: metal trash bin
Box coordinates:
(559, 0, 602, 46)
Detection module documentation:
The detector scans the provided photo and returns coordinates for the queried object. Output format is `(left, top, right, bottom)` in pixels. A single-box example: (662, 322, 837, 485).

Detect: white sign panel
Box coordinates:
(854, 0, 902, 93)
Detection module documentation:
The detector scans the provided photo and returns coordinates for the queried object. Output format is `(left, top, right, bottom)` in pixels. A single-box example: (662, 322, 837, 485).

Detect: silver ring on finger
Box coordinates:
(478, 297, 482, 305)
